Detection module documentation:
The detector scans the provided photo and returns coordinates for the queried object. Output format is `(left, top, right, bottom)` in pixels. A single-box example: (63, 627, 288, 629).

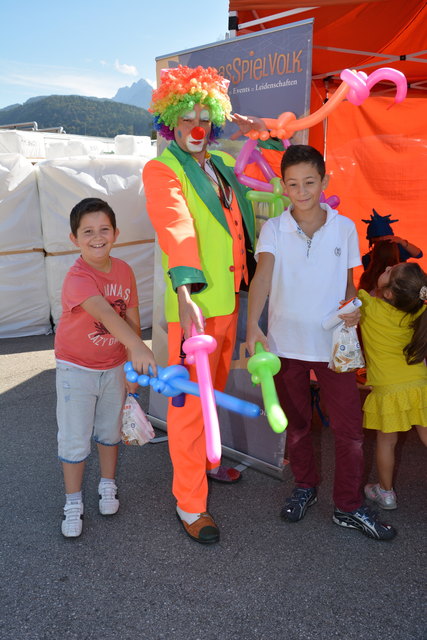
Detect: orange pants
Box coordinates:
(167, 298, 239, 512)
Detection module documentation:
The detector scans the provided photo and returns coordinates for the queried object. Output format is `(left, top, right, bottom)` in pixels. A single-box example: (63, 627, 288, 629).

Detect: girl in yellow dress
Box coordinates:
(359, 262, 427, 509)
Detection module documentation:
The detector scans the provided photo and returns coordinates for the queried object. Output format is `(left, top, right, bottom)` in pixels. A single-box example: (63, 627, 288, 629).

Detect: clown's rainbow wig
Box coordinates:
(150, 65, 232, 140)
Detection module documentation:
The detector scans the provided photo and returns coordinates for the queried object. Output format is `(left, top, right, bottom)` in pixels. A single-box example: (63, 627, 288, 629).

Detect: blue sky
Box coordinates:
(0, 0, 230, 108)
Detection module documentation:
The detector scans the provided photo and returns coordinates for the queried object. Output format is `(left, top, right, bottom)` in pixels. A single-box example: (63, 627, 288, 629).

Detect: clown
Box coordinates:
(143, 65, 283, 544)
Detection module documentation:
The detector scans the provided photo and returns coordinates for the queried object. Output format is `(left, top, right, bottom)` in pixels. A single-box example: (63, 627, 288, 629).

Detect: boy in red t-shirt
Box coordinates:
(55, 197, 156, 538)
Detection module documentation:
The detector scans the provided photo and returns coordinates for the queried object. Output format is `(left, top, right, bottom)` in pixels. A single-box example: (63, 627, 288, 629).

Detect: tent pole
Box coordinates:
(323, 77, 329, 162)
(228, 10, 237, 38)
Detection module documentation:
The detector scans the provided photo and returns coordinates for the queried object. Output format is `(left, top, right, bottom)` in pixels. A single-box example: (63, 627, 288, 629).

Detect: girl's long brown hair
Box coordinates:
(387, 263, 427, 364)
(359, 240, 400, 293)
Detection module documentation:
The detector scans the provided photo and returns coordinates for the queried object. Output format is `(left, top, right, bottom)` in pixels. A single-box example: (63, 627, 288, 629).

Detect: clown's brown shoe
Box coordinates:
(177, 512, 220, 544)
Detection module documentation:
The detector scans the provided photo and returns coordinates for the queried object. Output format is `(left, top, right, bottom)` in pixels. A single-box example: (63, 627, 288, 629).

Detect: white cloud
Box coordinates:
(0, 61, 137, 102)
(114, 60, 138, 76)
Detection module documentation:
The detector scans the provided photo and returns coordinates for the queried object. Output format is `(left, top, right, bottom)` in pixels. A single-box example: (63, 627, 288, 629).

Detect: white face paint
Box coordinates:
(182, 109, 197, 121)
(174, 104, 212, 156)
(186, 137, 205, 153)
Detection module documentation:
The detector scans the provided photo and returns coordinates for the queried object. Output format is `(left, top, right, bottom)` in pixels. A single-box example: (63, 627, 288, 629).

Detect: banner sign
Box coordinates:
(155, 19, 313, 140)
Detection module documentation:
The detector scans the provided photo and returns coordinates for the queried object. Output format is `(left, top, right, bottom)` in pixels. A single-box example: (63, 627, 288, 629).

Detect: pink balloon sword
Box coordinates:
(182, 309, 221, 463)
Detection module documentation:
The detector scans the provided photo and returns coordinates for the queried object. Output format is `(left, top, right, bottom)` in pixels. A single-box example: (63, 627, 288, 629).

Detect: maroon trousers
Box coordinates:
(276, 358, 364, 512)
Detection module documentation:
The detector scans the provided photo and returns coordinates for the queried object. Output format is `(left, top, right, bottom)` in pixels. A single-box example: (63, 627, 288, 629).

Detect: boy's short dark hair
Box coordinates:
(280, 144, 326, 180)
(70, 198, 117, 236)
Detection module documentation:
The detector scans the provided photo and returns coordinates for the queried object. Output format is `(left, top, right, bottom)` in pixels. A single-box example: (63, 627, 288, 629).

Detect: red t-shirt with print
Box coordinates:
(55, 256, 139, 369)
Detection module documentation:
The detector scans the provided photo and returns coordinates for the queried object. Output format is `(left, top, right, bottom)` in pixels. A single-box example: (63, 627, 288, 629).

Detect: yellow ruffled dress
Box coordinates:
(358, 289, 427, 432)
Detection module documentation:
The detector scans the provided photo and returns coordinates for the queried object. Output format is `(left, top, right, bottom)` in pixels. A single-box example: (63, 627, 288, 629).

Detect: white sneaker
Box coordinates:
(364, 483, 397, 510)
(98, 481, 119, 515)
(61, 499, 84, 537)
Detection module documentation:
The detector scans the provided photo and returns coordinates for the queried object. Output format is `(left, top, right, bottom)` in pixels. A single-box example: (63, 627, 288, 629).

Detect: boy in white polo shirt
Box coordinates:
(246, 145, 396, 541)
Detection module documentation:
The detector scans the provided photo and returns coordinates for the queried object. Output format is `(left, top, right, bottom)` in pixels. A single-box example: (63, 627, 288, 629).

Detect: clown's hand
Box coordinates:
(230, 113, 268, 140)
(177, 284, 204, 339)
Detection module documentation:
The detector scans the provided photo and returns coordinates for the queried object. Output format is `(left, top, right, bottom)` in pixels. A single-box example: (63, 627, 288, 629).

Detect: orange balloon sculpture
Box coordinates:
(245, 68, 407, 140)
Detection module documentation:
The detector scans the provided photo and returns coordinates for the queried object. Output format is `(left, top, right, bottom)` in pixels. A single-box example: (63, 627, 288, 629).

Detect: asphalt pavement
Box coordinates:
(1, 333, 426, 640)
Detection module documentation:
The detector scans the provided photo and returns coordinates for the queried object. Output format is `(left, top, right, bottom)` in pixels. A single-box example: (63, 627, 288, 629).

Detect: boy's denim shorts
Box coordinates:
(56, 362, 126, 463)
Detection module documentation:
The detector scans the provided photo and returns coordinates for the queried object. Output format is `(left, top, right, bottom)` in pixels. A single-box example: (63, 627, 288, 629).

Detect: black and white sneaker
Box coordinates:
(61, 499, 84, 538)
(98, 481, 119, 515)
(332, 505, 396, 540)
(280, 487, 317, 522)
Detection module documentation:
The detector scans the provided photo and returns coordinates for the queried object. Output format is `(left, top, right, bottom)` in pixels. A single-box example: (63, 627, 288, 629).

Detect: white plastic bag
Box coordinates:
(328, 324, 365, 373)
(121, 394, 155, 446)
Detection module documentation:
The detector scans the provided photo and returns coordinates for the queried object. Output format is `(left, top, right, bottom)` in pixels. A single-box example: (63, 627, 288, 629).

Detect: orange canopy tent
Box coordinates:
(228, 1, 427, 275)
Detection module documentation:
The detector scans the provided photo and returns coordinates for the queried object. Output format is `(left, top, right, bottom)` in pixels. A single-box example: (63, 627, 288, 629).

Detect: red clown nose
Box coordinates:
(191, 126, 205, 140)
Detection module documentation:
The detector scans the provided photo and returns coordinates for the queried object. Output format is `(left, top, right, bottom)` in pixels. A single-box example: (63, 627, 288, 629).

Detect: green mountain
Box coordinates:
(0, 95, 154, 138)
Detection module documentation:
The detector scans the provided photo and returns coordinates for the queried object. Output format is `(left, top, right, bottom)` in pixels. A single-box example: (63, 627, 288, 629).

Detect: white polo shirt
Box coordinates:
(255, 203, 361, 361)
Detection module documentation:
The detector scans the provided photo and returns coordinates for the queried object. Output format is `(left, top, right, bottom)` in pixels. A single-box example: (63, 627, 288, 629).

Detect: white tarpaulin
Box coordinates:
(0, 129, 116, 160)
(0, 131, 46, 160)
(44, 135, 116, 159)
(114, 135, 153, 156)
(0, 154, 44, 253)
(0, 153, 51, 338)
(37, 154, 156, 329)
(0, 253, 51, 338)
(0, 140, 157, 338)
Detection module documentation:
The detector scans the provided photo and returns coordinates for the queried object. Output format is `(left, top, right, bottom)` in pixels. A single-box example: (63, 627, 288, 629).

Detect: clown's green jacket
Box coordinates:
(142, 139, 282, 322)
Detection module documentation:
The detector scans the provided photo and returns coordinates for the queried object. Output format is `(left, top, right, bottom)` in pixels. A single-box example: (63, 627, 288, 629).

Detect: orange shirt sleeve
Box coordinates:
(142, 159, 202, 272)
